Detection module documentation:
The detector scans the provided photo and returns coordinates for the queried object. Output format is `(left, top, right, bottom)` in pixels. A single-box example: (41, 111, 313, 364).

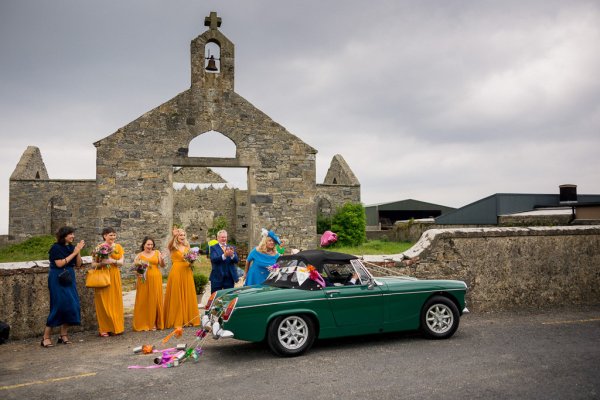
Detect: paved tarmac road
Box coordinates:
(1, 306, 599, 400)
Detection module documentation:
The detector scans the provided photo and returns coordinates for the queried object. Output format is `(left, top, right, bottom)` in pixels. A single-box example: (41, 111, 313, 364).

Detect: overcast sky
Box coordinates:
(1, 0, 599, 234)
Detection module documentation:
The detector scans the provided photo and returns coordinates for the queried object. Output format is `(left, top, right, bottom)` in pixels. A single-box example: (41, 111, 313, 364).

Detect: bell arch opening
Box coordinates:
(205, 41, 221, 73)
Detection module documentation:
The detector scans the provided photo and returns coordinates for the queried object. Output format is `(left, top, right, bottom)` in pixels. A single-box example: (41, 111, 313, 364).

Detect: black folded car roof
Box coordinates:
(277, 249, 358, 271)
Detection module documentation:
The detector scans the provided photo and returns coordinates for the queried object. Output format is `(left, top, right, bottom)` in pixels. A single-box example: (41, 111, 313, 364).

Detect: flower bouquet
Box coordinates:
(131, 257, 149, 283)
(93, 243, 114, 265)
(267, 263, 280, 272)
(183, 247, 200, 270)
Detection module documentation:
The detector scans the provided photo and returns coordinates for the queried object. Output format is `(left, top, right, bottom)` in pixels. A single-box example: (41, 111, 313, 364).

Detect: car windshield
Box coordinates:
(263, 259, 323, 290)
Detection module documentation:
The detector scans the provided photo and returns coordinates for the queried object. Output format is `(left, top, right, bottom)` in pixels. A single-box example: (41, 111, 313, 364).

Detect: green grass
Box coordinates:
(0, 235, 92, 262)
(0, 235, 57, 262)
(331, 240, 413, 255)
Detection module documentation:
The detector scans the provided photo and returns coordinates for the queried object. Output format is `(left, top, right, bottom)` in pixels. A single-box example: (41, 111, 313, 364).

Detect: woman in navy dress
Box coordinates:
(243, 230, 281, 286)
(41, 226, 85, 347)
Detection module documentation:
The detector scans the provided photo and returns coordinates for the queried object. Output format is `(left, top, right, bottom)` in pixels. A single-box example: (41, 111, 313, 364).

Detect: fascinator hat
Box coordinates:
(261, 228, 281, 245)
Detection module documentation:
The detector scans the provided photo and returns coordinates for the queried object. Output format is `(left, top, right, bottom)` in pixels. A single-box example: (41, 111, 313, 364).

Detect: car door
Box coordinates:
(323, 262, 384, 334)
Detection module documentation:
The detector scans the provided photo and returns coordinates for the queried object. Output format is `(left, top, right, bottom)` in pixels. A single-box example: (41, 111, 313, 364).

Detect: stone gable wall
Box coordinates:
(94, 88, 318, 258)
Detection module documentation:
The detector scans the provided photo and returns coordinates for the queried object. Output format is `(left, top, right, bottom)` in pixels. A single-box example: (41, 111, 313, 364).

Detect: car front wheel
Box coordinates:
(267, 315, 316, 357)
(420, 295, 460, 339)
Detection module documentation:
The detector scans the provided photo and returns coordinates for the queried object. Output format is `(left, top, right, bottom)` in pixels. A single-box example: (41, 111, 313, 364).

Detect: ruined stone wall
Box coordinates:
(316, 184, 361, 215)
(0, 259, 96, 340)
(94, 86, 319, 257)
(397, 226, 600, 312)
(9, 179, 97, 245)
(234, 190, 249, 245)
(173, 186, 241, 243)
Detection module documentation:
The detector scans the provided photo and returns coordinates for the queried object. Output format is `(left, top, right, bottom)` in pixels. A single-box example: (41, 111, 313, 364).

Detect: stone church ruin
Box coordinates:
(8, 12, 360, 256)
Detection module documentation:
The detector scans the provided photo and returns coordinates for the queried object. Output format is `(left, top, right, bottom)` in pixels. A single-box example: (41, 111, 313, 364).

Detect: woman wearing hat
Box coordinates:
(243, 230, 281, 286)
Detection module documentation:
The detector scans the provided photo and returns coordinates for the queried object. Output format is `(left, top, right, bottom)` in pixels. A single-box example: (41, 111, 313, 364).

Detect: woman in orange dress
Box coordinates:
(92, 227, 125, 336)
(132, 237, 166, 331)
(163, 228, 200, 329)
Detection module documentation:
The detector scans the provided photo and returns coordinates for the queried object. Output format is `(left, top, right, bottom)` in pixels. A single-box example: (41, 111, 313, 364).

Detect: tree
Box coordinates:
(330, 202, 366, 247)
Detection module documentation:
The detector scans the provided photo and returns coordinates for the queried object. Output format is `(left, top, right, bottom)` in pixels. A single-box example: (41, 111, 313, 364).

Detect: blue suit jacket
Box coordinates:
(209, 244, 239, 289)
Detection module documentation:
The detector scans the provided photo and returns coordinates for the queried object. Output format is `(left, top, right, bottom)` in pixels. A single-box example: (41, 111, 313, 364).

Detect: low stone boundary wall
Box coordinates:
(2, 226, 599, 339)
(386, 226, 600, 312)
(0, 257, 97, 340)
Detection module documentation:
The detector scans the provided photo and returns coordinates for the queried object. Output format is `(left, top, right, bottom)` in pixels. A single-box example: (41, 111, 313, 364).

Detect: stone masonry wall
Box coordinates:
(397, 226, 600, 312)
(0, 259, 96, 340)
(173, 186, 240, 243)
(9, 180, 97, 246)
(316, 184, 361, 216)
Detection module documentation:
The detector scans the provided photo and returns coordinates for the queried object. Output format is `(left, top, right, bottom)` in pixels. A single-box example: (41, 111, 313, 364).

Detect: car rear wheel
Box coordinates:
(267, 315, 315, 357)
(420, 295, 460, 339)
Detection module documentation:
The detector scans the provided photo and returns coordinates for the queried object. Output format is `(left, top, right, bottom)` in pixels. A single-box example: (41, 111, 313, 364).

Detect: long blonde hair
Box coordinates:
(168, 228, 189, 250)
(256, 235, 275, 253)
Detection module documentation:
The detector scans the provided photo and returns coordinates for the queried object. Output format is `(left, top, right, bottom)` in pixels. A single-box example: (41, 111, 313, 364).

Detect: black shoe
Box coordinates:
(57, 335, 72, 344)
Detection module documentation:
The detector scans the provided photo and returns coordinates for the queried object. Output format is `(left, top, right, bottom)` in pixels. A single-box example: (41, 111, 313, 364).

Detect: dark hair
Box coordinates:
(56, 226, 75, 245)
(140, 237, 156, 252)
(101, 227, 116, 238)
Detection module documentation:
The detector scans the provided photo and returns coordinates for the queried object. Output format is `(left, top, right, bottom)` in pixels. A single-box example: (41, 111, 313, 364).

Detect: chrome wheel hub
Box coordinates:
(278, 316, 308, 350)
(426, 304, 454, 334)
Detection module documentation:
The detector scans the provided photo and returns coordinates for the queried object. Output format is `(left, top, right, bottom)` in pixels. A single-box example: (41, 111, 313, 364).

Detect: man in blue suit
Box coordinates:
(209, 230, 240, 293)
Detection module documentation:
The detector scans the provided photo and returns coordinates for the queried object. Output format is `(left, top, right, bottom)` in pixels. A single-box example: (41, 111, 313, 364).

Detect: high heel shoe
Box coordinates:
(57, 335, 72, 344)
(40, 338, 54, 348)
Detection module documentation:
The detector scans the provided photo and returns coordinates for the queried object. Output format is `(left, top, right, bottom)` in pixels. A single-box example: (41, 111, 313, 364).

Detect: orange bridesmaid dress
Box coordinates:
(94, 243, 125, 334)
(132, 250, 165, 331)
(163, 247, 200, 328)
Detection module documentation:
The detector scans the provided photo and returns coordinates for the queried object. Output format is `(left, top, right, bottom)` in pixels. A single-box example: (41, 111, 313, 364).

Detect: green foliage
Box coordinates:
(330, 202, 366, 247)
(193, 272, 209, 295)
(0, 235, 92, 262)
(333, 240, 413, 255)
(207, 216, 228, 239)
(316, 214, 332, 234)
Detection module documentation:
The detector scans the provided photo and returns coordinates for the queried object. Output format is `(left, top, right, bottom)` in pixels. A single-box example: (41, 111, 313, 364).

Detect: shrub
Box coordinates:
(317, 214, 332, 234)
(193, 273, 209, 295)
(330, 202, 366, 247)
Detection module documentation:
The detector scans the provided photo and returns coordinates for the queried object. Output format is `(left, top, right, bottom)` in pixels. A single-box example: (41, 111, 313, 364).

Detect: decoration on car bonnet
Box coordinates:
(307, 265, 326, 288)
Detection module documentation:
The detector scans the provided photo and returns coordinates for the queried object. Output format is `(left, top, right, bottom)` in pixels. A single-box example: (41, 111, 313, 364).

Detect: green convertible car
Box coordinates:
(202, 249, 469, 357)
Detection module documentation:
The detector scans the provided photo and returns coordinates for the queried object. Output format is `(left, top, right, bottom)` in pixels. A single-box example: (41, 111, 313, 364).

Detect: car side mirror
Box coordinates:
(367, 278, 376, 290)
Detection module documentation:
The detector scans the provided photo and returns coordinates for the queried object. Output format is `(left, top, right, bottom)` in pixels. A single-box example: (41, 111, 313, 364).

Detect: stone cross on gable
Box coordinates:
(204, 11, 222, 30)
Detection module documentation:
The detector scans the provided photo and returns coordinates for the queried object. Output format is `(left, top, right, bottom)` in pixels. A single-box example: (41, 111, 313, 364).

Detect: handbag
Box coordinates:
(58, 268, 73, 286)
(85, 268, 111, 288)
